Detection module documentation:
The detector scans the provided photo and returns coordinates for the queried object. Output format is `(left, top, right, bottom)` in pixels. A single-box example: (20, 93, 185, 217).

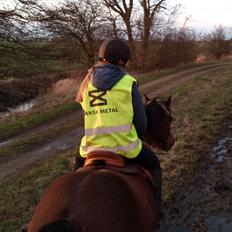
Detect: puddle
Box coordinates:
(211, 125, 232, 163)
(0, 99, 37, 118)
(8, 99, 37, 113)
(0, 138, 15, 147)
(40, 128, 82, 152)
(0, 127, 84, 180)
(204, 216, 232, 232)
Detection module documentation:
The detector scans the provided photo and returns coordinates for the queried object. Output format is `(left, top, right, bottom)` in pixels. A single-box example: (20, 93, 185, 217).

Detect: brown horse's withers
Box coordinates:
(28, 96, 174, 232)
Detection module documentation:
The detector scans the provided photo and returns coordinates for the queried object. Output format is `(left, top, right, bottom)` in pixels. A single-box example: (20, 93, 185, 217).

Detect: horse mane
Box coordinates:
(38, 220, 79, 232)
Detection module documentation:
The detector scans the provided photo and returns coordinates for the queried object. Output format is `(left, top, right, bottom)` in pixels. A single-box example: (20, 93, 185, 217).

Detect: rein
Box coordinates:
(156, 100, 170, 116)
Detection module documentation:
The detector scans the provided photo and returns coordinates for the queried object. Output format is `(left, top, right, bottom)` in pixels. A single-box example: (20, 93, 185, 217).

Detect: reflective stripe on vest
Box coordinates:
(81, 139, 140, 154)
(85, 123, 132, 136)
(79, 74, 142, 158)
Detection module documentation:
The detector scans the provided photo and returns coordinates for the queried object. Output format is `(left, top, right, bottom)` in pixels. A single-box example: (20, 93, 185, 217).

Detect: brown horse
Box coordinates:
(28, 96, 174, 232)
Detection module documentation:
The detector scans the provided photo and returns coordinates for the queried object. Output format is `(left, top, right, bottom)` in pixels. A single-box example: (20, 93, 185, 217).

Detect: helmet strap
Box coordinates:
(118, 59, 128, 67)
(98, 58, 128, 67)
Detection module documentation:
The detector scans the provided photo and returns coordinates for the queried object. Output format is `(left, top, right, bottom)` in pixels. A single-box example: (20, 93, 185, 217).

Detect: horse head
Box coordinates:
(143, 95, 174, 151)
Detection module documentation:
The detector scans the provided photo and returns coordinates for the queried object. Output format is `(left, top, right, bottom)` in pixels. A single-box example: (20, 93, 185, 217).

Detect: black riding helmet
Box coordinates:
(98, 38, 131, 64)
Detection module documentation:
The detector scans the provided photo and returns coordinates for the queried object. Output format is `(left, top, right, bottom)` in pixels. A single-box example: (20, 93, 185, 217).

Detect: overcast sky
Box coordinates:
(2, 0, 232, 32)
(43, 0, 232, 31)
(169, 0, 232, 31)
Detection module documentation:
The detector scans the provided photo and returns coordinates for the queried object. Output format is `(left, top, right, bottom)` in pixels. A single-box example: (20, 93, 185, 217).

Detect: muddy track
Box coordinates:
(1, 62, 232, 181)
(158, 124, 232, 232)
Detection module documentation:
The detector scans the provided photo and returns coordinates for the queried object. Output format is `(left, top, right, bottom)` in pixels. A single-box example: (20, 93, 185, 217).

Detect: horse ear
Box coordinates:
(165, 96, 171, 110)
(144, 94, 150, 103)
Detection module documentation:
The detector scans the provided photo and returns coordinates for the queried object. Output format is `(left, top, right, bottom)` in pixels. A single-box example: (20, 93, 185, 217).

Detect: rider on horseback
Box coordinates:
(75, 38, 163, 220)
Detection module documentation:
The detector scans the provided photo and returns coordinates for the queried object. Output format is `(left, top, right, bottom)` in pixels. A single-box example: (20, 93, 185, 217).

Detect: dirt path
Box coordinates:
(1, 62, 232, 181)
(140, 62, 232, 92)
(0, 127, 84, 180)
(141, 62, 232, 98)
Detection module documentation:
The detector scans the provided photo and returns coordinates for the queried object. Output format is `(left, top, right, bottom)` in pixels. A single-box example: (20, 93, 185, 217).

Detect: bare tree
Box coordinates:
(94, 12, 126, 40)
(103, 0, 135, 56)
(205, 25, 231, 60)
(138, 0, 167, 62)
(157, 27, 197, 68)
(0, 0, 43, 78)
(36, 0, 106, 65)
(0, 0, 38, 40)
(104, 14, 127, 39)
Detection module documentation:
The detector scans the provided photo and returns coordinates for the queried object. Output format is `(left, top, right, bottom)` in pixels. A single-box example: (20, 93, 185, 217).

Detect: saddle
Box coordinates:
(82, 151, 153, 183)
(84, 151, 125, 168)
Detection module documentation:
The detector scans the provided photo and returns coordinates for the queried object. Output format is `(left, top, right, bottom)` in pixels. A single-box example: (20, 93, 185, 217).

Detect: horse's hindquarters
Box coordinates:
(29, 168, 157, 232)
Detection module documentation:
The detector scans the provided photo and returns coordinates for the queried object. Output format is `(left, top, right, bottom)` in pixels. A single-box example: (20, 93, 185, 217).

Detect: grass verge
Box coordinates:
(0, 102, 80, 141)
(161, 68, 232, 202)
(0, 149, 77, 232)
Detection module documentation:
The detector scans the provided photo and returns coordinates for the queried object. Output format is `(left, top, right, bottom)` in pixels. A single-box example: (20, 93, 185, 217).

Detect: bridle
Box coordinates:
(144, 97, 174, 151)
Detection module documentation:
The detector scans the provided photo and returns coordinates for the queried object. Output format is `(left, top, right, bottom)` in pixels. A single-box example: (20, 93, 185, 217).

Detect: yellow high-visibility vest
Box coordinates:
(79, 74, 142, 158)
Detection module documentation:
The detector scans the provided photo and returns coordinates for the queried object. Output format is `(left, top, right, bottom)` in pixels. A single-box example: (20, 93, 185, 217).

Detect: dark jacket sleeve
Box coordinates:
(132, 82, 147, 139)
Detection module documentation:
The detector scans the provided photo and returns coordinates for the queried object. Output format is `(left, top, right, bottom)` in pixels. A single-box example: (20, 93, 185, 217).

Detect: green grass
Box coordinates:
(0, 149, 78, 232)
(0, 102, 80, 141)
(0, 67, 232, 232)
(161, 68, 232, 201)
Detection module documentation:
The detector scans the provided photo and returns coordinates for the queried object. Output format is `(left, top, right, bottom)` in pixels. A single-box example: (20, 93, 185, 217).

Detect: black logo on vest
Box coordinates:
(89, 90, 107, 107)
